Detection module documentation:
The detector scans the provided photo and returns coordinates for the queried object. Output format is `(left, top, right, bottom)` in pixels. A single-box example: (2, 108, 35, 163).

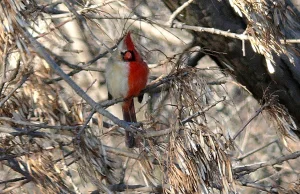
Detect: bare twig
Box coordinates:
(0, 177, 27, 185)
(166, 0, 194, 26)
(239, 181, 278, 193)
(143, 97, 227, 138)
(0, 72, 31, 108)
(0, 179, 30, 194)
(35, 18, 74, 39)
(45, 6, 300, 44)
(0, 36, 9, 94)
(1, 142, 71, 161)
(47, 0, 118, 19)
(280, 39, 300, 44)
(207, 81, 226, 85)
(234, 151, 300, 174)
(103, 145, 140, 159)
(63, 0, 86, 30)
(0, 117, 80, 131)
(144, 127, 173, 138)
(237, 139, 278, 161)
(4, 159, 33, 181)
(181, 96, 226, 124)
(76, 110, 96, 139)
(44, 45, 117, 84)
(107, 183, 163, 192)
(60, 148, 82, 194)
(232, 102, 269, 140)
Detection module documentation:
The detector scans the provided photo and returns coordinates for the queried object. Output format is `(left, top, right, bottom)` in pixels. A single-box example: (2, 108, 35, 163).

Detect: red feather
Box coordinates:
(124, 31, 135, 50)
(122, 32, 149, 147)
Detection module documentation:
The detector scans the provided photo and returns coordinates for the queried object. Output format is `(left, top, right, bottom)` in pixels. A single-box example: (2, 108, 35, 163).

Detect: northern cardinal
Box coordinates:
(106, 32, 149, 148)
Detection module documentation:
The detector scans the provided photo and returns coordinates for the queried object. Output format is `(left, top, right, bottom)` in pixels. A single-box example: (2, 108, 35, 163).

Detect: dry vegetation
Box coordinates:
(0, 0, 300, 194)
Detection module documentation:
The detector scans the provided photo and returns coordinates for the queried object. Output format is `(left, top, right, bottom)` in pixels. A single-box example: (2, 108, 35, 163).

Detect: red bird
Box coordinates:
(106, 32, 149, 148)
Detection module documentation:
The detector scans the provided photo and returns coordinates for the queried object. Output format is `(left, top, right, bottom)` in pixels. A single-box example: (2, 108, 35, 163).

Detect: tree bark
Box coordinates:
(162, 0, 300, 137)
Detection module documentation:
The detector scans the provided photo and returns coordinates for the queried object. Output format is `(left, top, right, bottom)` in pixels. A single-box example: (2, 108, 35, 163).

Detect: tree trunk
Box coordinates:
(162, 0, 300, 137)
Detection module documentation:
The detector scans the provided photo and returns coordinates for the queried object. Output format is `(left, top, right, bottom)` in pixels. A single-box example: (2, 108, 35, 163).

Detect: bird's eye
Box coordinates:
(121, 50, 135, 61)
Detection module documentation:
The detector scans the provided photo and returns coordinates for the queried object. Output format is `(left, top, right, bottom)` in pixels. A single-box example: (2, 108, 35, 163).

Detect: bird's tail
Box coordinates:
(122, 98, 136, 148)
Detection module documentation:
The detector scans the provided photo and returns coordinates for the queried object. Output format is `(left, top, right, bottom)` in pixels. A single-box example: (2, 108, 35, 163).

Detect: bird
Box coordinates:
(106, 32, 149, 148)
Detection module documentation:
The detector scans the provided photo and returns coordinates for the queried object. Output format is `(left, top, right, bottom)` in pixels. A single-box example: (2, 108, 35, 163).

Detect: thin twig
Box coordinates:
(234, 151, 300, 174)
(0, 117, 80, 131)
(60, 147, 82, 194)
(103, 145, 140, 159)
(46, 7, 300, 44)
(232, 102, 269, 140)
(239, 181, 278, 193)
(47, 0, 117, 19)
(0, 72, 31, 108)
(76, 110, 96, 139)
(144, 127, 173, 138)
(44, 45, 117, 84)
(280, 39, 300, 44)
(4, 159, 33, 181)
(144, 97, 226, 138)
(107, 183, 163, 192)
(237, 139, 278, 161)
(0, 142, 71, 161)
(0, 177, 27, 185)
(35, 18, 74, 39)
(0, 179, 31, 194)
(63, 0, 86, 30)
(0, 37, 8, 94)
(181, 96, 226, 124)
(132, 96, 227, 138)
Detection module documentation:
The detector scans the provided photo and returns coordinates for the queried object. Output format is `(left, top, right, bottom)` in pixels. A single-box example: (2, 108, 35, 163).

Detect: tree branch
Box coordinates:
(236, 139, 278, 161)
(239, 181, 278, 193)
(166, 0, 194, 26)
(234, 151, 300, 174)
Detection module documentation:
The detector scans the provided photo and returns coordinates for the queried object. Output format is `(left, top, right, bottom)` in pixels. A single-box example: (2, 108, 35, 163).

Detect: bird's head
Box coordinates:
(111, 32, 142, 63)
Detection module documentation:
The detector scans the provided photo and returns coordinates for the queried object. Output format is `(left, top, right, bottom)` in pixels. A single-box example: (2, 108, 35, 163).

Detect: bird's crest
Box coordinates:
(124, 32, 135, 50)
